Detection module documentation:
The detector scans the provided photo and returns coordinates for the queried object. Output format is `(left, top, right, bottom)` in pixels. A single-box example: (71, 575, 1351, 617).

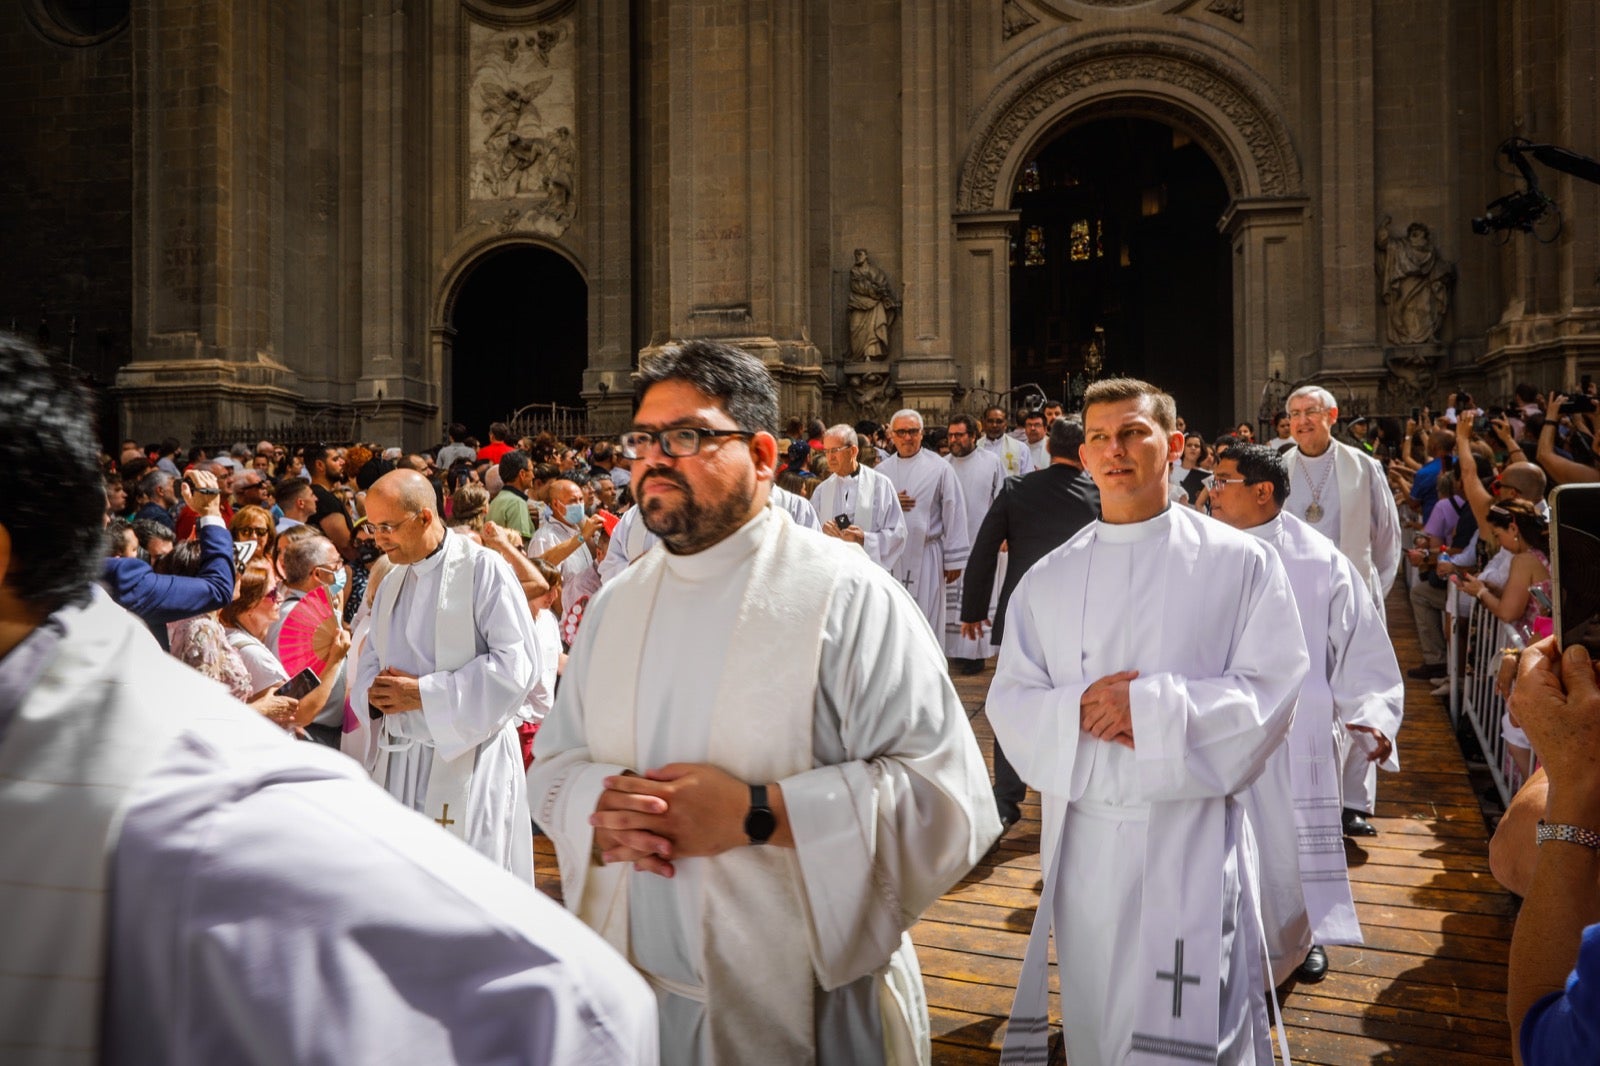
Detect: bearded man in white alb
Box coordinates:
(943, 413, 1006, 673)
(879, 408, 969, 638)
(530, 339, 999, 1065)
(989, 377, 1308, 1065)
(1209, 443, 1404, 990)
(1281, 384, 1403, 838)
(811, 422, 907, 572)
(597, 482, 820, 584)
(352, 468, 539, 877)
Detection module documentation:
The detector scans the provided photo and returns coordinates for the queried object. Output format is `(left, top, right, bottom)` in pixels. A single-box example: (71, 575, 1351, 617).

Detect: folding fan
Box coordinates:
(277, 586, 340, 678)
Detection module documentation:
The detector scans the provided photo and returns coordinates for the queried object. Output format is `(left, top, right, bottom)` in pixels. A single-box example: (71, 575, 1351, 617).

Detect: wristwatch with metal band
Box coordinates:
(1536, 820, 1600, 850)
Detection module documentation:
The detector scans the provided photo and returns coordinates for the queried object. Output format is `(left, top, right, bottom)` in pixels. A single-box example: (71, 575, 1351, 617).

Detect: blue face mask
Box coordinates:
(565, 502, 586, 529)
(326, 565, 347, 598)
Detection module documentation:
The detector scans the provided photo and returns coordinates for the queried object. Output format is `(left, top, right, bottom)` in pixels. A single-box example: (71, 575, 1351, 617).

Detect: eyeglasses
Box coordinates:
(823, 444, 855, 454)
(890, 428, 922, 437)
(1287, 407, 1328, 421)
(618, 427, 755, 459)
(237, 527, 272, 537)
(1203, 474, 1258, 489)
(367, 512, 423, 535)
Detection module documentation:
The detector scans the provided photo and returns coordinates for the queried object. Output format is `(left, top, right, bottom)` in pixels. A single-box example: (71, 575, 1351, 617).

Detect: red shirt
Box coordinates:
(175, 503, 234, 540)
(477, 442, 513, 464)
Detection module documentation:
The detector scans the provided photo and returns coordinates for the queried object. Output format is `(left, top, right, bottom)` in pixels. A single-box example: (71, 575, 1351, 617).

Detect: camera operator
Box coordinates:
(1504, 640, 1600, 1063)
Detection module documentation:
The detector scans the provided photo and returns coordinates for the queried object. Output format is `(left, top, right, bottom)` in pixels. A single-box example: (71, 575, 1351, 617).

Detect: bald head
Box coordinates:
(1498, 461, 1547, 503)
(371, 468, 436, 513)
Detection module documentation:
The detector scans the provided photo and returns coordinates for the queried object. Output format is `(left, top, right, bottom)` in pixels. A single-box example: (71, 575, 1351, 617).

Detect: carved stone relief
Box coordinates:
(958, 40, 1301, 213)
(467, 16, 576, 236)
(1002, 0, 1040, 39)
(843, 366, 899, 423)
(1206, 0, 1244, 21)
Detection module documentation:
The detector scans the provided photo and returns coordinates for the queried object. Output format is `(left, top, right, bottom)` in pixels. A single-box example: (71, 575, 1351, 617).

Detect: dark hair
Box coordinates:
(948, 413, 980, 437)
(1047, 416, 1085, 460)
(153, 538, 206, 578)
(448, 422, 468, 442)
(532, 461, 560, 483)
(498, 449, 532, 484)
(1023, 409, 1047, 425)
(632, 339, 780, 434)
(105, 518, 136, 556)
(488, 422, 512, 443)
(158, 436, 181, 457)
(1081, 378, 1177, 434)
(854, 419, 880, 438)
(982, 405, 1007, 421)
(1225, 443, 1290, 506)
(806, 418, 826, 441)
(1487, 498, 1550, 553)
(274, 476, 313, 505)
(0, 334, 108, 613)
(1211, 433, 1243, 460)
(530, 556, 562, 588)
(131, 518, 176, 550)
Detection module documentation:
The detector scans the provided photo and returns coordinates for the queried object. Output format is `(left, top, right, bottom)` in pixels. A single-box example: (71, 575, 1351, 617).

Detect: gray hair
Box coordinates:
(281, 531, 338, 584)
(823, 423, 858, 448)
(633, 339, 779, 434)
(1287, 384, 1338, 412)
(889, 408, 924, 429)
(136, 469, 171, 499)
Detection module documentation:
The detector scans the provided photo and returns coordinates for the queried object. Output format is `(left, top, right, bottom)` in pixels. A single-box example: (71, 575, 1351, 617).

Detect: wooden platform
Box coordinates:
(533, 584, 1517, 1064)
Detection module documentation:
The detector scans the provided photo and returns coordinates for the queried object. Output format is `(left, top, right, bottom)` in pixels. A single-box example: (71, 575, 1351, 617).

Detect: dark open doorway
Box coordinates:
(1009, 117, 1233, 426)
(449, 245, 587, 441)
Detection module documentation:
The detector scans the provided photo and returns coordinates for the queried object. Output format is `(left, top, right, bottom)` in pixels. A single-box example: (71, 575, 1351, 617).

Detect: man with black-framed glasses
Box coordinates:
(531, 339, 998, 1063)
(1210, 443, 1403, 991)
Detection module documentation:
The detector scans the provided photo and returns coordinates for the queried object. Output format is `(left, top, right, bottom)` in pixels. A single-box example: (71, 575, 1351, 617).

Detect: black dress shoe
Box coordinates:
(959, 657, 986, 676)
(1406, 662, 1448, 681)
(1342, 808, 1378, 836)
(1297, 945, 1329, 982)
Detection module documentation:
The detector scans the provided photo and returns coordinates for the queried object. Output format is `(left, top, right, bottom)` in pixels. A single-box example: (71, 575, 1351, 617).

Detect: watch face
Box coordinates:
(745, 807, 778, 843)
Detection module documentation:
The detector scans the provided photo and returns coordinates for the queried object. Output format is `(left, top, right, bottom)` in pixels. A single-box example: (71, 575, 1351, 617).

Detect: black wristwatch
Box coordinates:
(744, 784, 777, 845)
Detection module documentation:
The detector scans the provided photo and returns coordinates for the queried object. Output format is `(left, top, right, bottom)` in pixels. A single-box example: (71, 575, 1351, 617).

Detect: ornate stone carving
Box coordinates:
(843, 365, 899, 423)
(1381, 345, 1444, 411)
(958, 40, 1301, 212)
(1376, 216, 1455, 346)
(1207, 0, 1244, 21)
(847, 249, 898, 362)
(467, 17, 576, 235)
(1002, 0, 1040, 39)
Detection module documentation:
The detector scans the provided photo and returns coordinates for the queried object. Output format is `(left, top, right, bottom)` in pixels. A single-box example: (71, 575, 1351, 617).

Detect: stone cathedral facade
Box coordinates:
(4, 0, 1598, 447)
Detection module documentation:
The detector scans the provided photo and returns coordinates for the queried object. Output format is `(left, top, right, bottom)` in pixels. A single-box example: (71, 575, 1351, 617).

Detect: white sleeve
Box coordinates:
(1369, 457, 1403, 596)
(1328, 555, 1404, 770)
(867, 478, 908, 571)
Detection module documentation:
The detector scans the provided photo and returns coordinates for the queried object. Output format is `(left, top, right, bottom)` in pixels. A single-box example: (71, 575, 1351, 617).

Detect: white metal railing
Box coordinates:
(1447, 595, 1532, 806)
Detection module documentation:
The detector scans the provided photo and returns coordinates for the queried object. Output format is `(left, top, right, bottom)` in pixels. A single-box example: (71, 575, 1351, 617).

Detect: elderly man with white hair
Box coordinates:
(1281, 384, 1402, 838)
(810, 423, 907, 573)
(879, 408, 968, 636)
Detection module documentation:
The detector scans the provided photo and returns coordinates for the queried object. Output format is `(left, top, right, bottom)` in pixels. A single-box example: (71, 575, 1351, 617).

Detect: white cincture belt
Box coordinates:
(1067, 797, 1151, 822)
(641, 969, 708, 1004)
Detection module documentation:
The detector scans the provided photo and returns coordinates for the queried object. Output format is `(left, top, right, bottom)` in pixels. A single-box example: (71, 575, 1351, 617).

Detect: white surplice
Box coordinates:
(977, 433, 1033, 476)
(1239, 512, 1404, 984)
(810, 462, 908, 572)
(878, 450, 970, 636)
(350, 530, 537, 877)
(530, 508, 1000, 1065)
(989, 506, 1307, 1066)
(944, 449, 1007, 658)
(597, 486, 819, 584)
(0, 589, 657, 1066)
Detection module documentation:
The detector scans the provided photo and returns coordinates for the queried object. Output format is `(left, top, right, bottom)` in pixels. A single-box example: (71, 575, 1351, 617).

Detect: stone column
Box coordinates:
(1221, 198, 1313, 424)
(635, 0, 825, 419)
(952, 210, 1019, 408)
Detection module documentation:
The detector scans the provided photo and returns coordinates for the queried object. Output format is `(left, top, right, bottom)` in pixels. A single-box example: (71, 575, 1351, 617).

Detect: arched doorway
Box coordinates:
(448, 245, 587, 442)
(1010, 118, 1232, 425)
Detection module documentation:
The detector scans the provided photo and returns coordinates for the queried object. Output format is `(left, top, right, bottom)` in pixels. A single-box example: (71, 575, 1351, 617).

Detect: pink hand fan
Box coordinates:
(277, 586, 339, 678)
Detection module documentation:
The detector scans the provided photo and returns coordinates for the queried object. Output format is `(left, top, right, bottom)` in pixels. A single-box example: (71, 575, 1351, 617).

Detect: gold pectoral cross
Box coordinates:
(435, 803, 456, 829)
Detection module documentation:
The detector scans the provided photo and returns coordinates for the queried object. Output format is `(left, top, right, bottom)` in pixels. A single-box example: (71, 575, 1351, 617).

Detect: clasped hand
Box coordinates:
(1081, 670, 1139, 749)
(590, 763, 754, 877)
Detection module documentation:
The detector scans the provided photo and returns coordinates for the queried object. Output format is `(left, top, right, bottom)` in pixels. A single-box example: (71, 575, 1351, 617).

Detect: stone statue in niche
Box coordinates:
(847, 249, 899, 361)
(1376, 217, 1455, 345)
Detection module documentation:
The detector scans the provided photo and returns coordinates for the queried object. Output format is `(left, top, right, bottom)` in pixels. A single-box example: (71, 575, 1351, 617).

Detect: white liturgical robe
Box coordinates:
(351, 530, 537, 877)
(1282, 440, 1402, 617)
(879, 449, 970, 636)
(977, 432, 1033, 476)
(810, 462, 908, 572)
(597, 485, 819, 583)
(1239, 512, 1404, 985)
(989, 506, 1308, 1065)
(0, 589, 657, 1066)
(945, 448, 1007, 659)
(530, 508, 1000, 1065)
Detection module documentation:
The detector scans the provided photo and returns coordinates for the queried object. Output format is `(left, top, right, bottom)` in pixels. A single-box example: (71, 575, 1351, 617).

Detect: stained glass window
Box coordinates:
(1024, 226, 1046, 267)
(1069, 220, 1091, 262)
(1017, 161, 1041, 194)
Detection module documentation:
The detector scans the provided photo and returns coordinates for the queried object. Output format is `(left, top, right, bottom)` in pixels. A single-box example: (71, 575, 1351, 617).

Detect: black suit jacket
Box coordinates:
(961, 463, 1100, 644)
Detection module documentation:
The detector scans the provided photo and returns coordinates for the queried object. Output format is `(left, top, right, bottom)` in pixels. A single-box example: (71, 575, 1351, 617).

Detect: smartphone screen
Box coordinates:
(275, 667, 321, 701)
(1552, 484, 1600, 656)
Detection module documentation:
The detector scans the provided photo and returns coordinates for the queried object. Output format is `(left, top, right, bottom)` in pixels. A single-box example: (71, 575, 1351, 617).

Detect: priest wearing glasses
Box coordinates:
(530, 339, 999, 1064)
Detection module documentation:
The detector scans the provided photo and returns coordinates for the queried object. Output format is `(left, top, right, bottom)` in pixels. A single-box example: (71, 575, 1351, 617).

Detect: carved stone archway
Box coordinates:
(954, 36, 1307, 423)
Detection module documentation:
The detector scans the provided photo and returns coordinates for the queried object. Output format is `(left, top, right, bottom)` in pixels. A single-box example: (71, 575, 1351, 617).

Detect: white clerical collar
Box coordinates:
(1094, 504, 1177, 544)
(407, 530, 453, 577)
(1298, 443, 1336, 466)
(1246, 513, 1286, 541)
(662, 506, 769, 582)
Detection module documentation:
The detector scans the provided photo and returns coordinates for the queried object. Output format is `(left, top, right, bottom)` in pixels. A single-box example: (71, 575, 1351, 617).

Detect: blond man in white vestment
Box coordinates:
(352, 469, 539, 878)
(879, 408, 970, 638)
(1281, 385, 1403, 836)
(0, 335, 657, 1066)
(530, 341, 1000, 1065)
(989, 379, 1308, 1065)
(1209, 444, 1404, 988)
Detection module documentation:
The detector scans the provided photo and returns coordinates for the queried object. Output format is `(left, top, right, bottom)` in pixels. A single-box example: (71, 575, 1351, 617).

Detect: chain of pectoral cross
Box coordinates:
(1155, 938, 1200, 1018)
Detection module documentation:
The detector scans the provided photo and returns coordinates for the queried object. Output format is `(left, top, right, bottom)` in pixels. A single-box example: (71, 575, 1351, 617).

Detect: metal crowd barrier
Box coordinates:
(1446, 594, 1532, 807)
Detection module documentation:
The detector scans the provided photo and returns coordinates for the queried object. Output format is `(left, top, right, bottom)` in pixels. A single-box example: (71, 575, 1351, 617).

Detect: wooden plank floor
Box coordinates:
(533, 583, 1516, 1065)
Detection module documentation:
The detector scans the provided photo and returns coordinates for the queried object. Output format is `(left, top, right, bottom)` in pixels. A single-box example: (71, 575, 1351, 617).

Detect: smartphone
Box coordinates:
(834, 513, 853, 530)
(275, 666, 321, 700)
(1410, 406, 1421, 423)
(1559, 395, 1597, 415)
(1551, 484, 1600, 656)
